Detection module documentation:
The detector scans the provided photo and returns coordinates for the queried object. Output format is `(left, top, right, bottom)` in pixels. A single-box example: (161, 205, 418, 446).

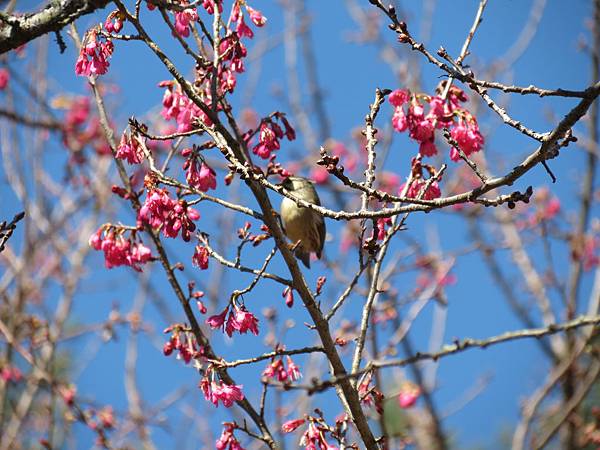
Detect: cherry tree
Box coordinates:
(1, 0, 600, 449)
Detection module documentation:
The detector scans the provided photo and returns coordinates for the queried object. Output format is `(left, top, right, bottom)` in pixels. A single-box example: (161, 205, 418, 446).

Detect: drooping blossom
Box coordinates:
(358, 372, 384, 414)
(201, 0, 222, 15)
(389, 84, 484, 162)
(116, 131, 145, 164)
(104, 10, 124, 33)
(201, 377, 244, 408)
(282, 418, 306, 433)
(174, 7, 198, 37)
(207, 304, 259, 337)
(375, 217, 392, 241)
(216, 423, 245, 450)
(160, 80, 213, 132)
(182, 149, 217, 191)
(192, 244, 210, 269)
(89, 227, 153, 271)
(299, 421, 338, 449)
(245, 6, 266, 26)
(400, 178, 441, 200)
(75, 28, 114, 77)
(0, 68, 9, 90)
(282, 286, 294, 308)
(449, 117, 484, 161)
(138, 189, 200, 241)
(263, 354, 301, 382)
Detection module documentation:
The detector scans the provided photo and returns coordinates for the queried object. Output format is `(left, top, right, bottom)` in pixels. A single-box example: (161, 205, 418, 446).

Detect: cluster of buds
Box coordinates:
(163, 324, 206, 364)
(237, 221, 271, 247)
(249, 113, 296, 160)
(75, 27, 114, 77)
(200, 368, 244, 408)
(262, 347, 301, 383)
(103, 10, 124, 33)
(182, 147, 217, 192)
(206, 301, 259, 337)
(138, 188, 200, 241)
(89, 225, 153, 271)
(389, 83, 484, 161)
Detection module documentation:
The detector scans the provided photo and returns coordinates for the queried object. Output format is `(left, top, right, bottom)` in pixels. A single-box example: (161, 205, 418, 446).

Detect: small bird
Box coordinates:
(279, 176, 326, 269)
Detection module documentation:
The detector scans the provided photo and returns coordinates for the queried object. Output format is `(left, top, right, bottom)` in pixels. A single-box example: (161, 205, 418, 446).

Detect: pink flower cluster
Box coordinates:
(262, 354, 301, 382)
(216, 423, 245, 450)
(160, 80, 214, 133)
(0, 68, 9, 90)
(89, 227, 153, 271)
(116, 131, 145, 164)
(389, 86, 484, 161)
(163, 325, 205, 364)
(251, 114, 296, 160)
(182, 148, 217, 191)
(200, 377, 244, 408)
(138, 189, 200, 241)
(206, 303, 259, 337)
(75, 28, 114, 77)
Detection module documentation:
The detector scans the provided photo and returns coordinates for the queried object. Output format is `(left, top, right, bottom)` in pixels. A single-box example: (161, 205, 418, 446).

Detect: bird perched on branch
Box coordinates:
(279, 176, 326, 269)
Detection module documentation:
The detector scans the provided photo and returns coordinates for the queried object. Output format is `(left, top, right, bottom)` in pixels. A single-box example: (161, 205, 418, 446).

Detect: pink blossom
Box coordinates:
(89, 228, 153, 271)
(253, 123, 280, 159)
(375, 217, 392, 240)
(232, 306, 259, 336)
(246, 6, 267, 26)
(419, 139, 438, 157)
(0, 68, 9, 90)
(282, 418, 305, 433)
(201, 0, 222, 15)
(286, 356, 301, 381)
(184, 156, 217, 192)
(208, 382, 244, 407)
(392, 107, 408, 132)
(216, 423, 245, 450)
(116, 132, 145, 164)
(174, 8, 198, 37)
(192, 245, 210, 269)
(449, 118, 484, 161)
(206, 308, 228, 329)
(388, 89, 409, 107)
(400, 179, 441, 200)
(310, 166, 329, 184)
(398, 384, 420, 408)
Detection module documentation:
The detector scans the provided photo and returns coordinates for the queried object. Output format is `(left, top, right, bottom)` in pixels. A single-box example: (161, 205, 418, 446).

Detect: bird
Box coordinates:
(279, 176, 326, 269)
